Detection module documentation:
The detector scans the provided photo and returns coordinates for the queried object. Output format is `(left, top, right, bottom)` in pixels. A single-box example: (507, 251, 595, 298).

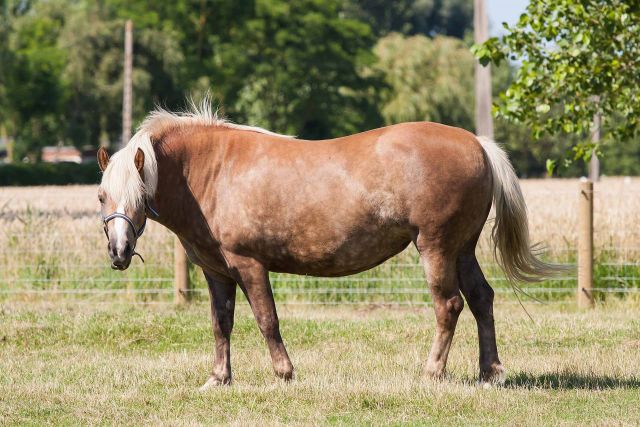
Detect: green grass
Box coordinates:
(1, 301, 639, 425)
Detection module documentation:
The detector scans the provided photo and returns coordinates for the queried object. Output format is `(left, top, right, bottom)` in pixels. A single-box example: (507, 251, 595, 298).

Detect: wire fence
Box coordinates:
(3, 180, 640, 306)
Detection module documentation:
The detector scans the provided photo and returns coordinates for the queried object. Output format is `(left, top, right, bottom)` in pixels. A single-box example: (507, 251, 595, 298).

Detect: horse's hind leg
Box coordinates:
(418, 246, 465, 378)
(457, 254, 505, 384)
(200, 271, 237, 390)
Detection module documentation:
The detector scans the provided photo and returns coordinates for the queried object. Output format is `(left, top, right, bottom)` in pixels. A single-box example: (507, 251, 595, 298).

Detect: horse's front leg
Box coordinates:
(225, 253, 294, 380)
(200, 271, 237, 390)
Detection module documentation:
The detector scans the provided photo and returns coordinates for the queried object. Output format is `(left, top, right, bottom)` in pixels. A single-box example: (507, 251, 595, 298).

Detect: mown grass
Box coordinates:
(1, 301, 639, 425)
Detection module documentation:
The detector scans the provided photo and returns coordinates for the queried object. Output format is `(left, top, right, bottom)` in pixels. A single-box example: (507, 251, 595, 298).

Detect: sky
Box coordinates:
(487, 0, 529, 36)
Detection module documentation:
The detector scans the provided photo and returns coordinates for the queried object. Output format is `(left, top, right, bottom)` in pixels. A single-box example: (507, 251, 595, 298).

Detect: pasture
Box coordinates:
(1, 179, 640, 425)
(2, 302, 639, 425)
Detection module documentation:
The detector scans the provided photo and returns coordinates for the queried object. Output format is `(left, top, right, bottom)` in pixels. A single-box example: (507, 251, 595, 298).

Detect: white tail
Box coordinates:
(477, 136, 567, 282)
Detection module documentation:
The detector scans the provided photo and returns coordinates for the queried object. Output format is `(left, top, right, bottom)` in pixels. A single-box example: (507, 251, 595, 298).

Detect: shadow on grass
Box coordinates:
(505, 371, 640, 390)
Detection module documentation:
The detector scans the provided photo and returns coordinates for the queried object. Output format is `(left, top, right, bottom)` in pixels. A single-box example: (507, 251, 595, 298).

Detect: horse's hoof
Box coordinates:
(478, 364, 506, 387)
(273, 360, 294, 381)
(275, 370, 294, 382)
(199, 375, 230, 391)
(424, 362, 446, 380)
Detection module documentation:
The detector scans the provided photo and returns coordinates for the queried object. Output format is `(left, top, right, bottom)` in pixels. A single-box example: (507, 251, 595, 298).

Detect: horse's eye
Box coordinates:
(98, 196, 104, 204)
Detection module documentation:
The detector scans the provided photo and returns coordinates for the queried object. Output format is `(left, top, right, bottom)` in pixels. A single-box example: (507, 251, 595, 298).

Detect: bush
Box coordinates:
(0, 162, 101, 186)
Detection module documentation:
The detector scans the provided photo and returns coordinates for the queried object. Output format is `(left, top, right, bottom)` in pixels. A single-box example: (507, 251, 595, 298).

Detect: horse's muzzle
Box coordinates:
(111, 260, 129, 270)
(109, 242, 132, 270)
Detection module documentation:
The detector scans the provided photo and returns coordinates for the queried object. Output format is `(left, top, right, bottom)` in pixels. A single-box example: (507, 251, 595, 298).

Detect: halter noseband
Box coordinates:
(102, 201, 159, 263)
(103, 212, 147, 238)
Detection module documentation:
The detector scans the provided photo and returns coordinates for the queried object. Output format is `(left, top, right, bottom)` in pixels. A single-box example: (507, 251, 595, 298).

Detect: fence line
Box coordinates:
(1, 181, 639, 307)
(2, 286, 640, 296)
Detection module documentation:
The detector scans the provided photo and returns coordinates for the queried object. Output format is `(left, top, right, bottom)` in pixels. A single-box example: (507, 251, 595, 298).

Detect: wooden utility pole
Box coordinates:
(122, 19, 133, 148)
(589, 112, 601, 182)
(174, 237, 191, 304)
(474, 0, 494, 138)
(578, 178, 594, 308)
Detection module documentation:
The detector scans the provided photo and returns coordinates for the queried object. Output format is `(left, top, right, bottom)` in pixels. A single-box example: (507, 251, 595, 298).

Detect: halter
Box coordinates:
(102, 200, 159, 263)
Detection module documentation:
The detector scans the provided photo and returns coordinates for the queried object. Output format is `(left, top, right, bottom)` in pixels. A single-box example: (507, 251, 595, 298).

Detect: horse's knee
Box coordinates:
(255, 313, 281, 339)
(446, 294, 464, 315)
(479, 281, 495, 303)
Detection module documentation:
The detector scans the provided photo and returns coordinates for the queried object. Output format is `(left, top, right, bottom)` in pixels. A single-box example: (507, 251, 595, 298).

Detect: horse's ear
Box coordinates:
(134, 148, 145, 174)
(97, 147, 110, 172)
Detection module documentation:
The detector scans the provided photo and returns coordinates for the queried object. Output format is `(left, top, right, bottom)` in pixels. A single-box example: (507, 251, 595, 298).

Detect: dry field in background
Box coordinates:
(2, 178, 640, 304)
(3, 177, 640, 254)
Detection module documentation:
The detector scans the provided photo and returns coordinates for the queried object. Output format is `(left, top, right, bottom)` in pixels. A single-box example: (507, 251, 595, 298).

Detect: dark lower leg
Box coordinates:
(458, 256, 504, 383)
(204, 271, 237, 385)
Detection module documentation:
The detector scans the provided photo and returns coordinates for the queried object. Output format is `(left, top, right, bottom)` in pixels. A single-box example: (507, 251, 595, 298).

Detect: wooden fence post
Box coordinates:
(174, 236, 191, 304)
(578, 178, 594, 308)
(122, 19, 133, 149)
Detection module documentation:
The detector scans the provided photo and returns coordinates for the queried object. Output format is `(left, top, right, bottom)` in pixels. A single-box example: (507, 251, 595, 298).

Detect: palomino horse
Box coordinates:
(97, 100, 560, 389)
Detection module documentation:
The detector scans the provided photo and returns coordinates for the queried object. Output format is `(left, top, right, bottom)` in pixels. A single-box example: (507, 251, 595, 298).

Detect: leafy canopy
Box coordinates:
(343, 0, 472, 38)
(374, 33, 474, 130)
(473, 0, 640, 167)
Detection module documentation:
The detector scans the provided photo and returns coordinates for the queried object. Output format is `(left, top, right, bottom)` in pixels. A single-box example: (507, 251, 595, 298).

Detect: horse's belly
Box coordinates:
(266, 225, 413, 277)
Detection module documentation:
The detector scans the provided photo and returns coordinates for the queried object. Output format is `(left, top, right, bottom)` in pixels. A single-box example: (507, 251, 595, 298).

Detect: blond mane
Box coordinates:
(100, 96, 291, 209)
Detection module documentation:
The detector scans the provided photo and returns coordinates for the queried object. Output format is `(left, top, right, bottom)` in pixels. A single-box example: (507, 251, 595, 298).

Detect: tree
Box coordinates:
(473, 0, 640, 170)
(2, 0, 185, 159)
(3, 0, 68, 160)
(373, 33, 475, 130)
(221, 0, 382, 139)
(343, 0, 473, 38)
(58, 1, 184, 148)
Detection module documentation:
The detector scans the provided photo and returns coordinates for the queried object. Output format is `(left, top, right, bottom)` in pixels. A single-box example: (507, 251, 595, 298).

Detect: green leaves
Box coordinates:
(536, 104, 550, 114)
(545, 159, 556, 176)
(228, 0, 381, 139)
(375, 34, 475, 130)
(471, 37, 504, 66)
(472, 0, 640, 170)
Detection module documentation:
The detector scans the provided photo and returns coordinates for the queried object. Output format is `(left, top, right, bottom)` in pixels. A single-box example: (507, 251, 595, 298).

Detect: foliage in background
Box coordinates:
(1, 0, 639, 177)
(343, 0, 473, 38)
(473, 0, 640, 172)
(373, 34, 474, 130)
(0, 162, 99, 185)
(227, 0, 382, 138)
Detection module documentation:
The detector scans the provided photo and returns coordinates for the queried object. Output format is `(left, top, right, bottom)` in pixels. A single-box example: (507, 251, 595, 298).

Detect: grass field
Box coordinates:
(1, 301, 639, 425)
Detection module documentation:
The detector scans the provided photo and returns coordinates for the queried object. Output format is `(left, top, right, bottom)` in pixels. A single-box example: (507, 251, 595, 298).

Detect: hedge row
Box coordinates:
(0, 162, 101, 186)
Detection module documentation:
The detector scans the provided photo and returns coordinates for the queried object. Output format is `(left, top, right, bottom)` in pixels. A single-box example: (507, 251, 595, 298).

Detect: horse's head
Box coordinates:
(97, 146, 150, 270)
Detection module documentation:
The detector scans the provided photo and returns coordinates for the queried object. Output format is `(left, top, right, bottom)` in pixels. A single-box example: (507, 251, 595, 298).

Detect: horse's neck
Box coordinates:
(150, 130, 226, 241)
(154, 135, 209, 238)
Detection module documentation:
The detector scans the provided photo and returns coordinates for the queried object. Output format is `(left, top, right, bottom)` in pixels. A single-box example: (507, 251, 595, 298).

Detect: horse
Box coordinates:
(97, 99, 562, 389)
